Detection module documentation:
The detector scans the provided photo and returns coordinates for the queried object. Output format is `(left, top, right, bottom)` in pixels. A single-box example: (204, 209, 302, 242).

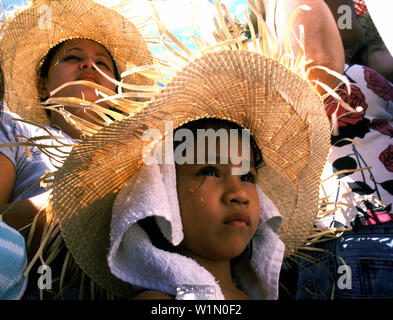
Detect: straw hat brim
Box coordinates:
(0, 0, 153, 126)
(49, 50, 331, 299)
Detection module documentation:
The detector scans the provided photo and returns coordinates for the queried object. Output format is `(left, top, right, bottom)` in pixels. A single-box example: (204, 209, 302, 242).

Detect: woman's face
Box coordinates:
(39, 38, 117, 106)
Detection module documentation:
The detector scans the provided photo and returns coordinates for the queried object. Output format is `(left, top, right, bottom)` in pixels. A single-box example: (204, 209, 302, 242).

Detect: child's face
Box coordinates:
(175, 133, 260, 262)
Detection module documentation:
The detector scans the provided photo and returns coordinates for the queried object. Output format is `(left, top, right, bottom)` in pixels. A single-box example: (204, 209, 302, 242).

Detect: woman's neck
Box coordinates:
(50, 112, 84, 140)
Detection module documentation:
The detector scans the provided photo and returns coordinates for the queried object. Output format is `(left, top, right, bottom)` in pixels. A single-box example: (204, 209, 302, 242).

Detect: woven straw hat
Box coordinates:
(25, 1, 338, 299)
(0, 0, 153, 126)
(46, 48, 331, 298)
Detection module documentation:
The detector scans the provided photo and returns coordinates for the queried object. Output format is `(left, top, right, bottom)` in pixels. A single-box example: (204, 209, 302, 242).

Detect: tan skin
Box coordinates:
(1, 39, 118, 257)
(38, 38, 117, 139)
(323, 0, 365, 50)
(134, 133, 260, 300)
(262, 0, 345, 92)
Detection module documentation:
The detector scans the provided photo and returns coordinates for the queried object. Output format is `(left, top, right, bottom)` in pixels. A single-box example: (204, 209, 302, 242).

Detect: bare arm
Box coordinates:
(0, 153, 16, 203)
(324, 0, 365, 49)
(0, 153, 49, 257)
(262, 0, 345, 91)
(1, 192, 49, 234)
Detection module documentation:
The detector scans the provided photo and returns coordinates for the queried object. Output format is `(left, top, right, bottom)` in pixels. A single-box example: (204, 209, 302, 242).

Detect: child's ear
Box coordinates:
(37, 77, 49, 100)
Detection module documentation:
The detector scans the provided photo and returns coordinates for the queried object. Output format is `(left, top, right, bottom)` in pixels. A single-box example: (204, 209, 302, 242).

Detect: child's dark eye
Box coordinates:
(240, 171, 257, 184)
(198, 166, 219, 178)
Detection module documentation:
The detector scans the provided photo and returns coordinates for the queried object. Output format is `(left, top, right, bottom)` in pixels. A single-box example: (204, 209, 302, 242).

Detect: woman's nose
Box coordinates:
(79, 58, 95, 70)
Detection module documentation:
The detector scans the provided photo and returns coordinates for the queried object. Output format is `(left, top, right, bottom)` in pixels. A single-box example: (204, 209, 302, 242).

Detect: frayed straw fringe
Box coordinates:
(3, 0, 364, 299)
(21, 200, 119, 299)
(282, 235, 354, 300)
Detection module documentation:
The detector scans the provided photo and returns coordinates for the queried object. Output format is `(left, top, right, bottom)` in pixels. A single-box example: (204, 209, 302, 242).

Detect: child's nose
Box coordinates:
(222, 181, 249, 205)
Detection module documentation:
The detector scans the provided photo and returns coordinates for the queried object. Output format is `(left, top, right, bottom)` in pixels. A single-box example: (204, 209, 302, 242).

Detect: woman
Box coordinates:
(0, 63, 29, 300)
(0, 0, 153, 265)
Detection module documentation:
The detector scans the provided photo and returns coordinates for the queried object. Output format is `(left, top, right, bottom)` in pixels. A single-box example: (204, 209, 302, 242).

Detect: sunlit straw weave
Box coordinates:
(0, 0, 153, 126)
(23, 0, 343, 299)
(46, 30, 330, 303)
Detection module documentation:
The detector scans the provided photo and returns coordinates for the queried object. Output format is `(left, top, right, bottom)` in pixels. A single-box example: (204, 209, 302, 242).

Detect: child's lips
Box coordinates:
(225, 220, 248, 228)
(223, 212, 250, 228)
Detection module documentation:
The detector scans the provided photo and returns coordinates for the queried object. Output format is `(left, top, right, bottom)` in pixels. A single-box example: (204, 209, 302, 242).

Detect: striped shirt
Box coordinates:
(0, 221, 27, 300)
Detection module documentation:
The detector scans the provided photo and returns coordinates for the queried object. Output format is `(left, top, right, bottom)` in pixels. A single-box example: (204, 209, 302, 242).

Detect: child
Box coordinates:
(45, 48, 331, 299)
(109, 118, 284, 299)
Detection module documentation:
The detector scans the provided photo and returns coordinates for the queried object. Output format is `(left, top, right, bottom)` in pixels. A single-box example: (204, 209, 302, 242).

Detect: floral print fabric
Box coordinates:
(318, 64, 393, 228)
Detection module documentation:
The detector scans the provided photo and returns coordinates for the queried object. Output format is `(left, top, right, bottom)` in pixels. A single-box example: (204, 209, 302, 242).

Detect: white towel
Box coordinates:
(108, 155, 285, 300)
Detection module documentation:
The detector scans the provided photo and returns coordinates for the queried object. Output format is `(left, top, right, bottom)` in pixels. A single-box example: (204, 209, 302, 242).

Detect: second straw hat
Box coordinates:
(47, 49, 331, 298)
(0, 0, 153, 126)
